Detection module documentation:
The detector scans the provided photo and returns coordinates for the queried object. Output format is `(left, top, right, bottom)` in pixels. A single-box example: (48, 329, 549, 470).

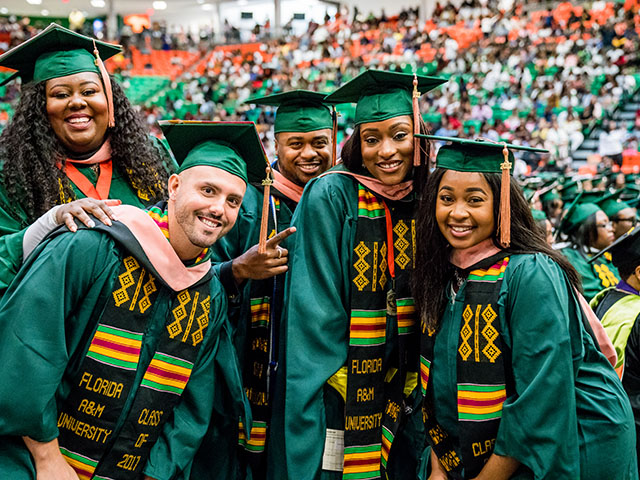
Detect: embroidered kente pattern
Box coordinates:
(353, 241, 371, 291)
(140, 352, 194, 395)
(420, 356, 431, 395)
(358, 186, 385, 219)
(379, 242, 387, 290)
(481, 306, 500, 363)
(147, 204, 209, 264)
(138, 274, 157, 314)
(60, 446, 97, 480)
(393, 220, 411, 270)
(380, 425, 394, 469)
(250, 297, 271, 327)
(349, 309, 386, 346)
(191, 295, 210, 346)
(396, 298, 416, 335)
(457, 384, 506, 421)
(113, 257, 140, 307)
(459, 305, 473, 361)
(343, 444, 381, 480)
(238, 420, 267, 453)
(168, 290, 191, 338)
(86, 324, 142, 371)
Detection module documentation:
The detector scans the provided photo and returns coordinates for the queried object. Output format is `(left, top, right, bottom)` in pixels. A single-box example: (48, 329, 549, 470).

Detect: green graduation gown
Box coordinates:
(280, 166, 428, 480)
(0, 146, 177, 292)
(192, 182, 296, 480)
(561, 246, 620, 302)
(430, 253, 637, 479)
(0, 220, 228, 480)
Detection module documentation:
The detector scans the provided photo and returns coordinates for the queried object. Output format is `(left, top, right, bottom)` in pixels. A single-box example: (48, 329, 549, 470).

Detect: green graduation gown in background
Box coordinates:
(191, 183, 296, 480)
(0, 224, 227, 480)
(561, 246, 620, 302)
(280, 165, 428, 480)
(430, 253, 636, 479)
(0, 142, 177, 292)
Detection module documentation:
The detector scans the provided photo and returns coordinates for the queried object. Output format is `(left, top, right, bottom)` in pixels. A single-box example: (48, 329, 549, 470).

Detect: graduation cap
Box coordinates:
(556, 192, 602, 236)
(245, 89, 338, 165)
(540, 187, 560, 204)
(531, 209, 548, 221)
(589, 225, 640, 270)
(0, 23, 122, 127)
(325, 69, 447, 167)
(159, 120, 274, 253)
(560, 179, 583, 202)
(416, 135, 548, 247)
(597, 190, 631, 219)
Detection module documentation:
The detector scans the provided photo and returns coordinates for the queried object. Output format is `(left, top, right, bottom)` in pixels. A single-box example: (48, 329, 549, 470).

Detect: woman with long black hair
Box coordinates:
(278, 70, 444, 480)
(412, 137, 636, 479)
(0, 24, 173, 290)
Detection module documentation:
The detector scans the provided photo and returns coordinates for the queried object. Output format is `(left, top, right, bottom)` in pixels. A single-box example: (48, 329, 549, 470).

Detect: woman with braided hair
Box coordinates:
(0, 24, 174, 291)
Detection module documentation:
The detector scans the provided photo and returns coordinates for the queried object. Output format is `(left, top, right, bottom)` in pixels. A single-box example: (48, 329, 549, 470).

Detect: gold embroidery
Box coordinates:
(129, 268, 146, 311)
(594, 263, 619, 289)
(167, 290, 191, 338)
(393, 220, 410, 270)
(138, 273, 156, 313)
(372, 242, 378, 292)
(191, 295, 211, 346)
(459, 305, 473, 361)
(481, 305, 501, 362)
(474, 304, 481, 363)
(411, 219, 417, 269)
(353, 241, 371, 291)
(379, 242, 387, 290)
(182, 291, 200, 343)
(113, 257, 140, 307)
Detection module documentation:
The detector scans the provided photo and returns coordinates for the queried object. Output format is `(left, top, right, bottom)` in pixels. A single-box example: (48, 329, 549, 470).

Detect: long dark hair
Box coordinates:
(0, 77, 171, 222)
(567, 213, 599, 254)
(341, 116, 432, 190)
(412, 168, 581, 329)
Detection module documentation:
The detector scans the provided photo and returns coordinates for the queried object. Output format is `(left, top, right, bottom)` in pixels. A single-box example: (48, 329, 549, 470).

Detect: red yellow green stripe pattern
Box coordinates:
(250, 296, 271, 328)
(396, 298, 415, 335)
(380, 426, 394, 469)
(86, 324, 142, 371)
(457, 383, 506, 421)
(420, 356, 431, 395)
(60, 447, 98, 480)
(357, 185, 385, 219)
(343, 444, 381, 480)
(238, 420, 268, 453)
(468, 257, 510, 282)
(349, 309, 386, 346)
(140, 352, 194, 396)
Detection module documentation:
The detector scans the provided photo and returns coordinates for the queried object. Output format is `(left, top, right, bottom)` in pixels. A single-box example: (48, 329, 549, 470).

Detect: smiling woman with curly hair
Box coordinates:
(0, 24, 174, 290)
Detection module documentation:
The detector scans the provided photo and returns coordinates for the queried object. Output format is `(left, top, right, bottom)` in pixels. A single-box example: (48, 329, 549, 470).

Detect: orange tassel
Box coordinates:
(499, 144, 511, 248)
(332, 106, 338, 167)
(258, 165, 273, 254)
(93, 40, 115, 128)
(412, 74, 421, 167)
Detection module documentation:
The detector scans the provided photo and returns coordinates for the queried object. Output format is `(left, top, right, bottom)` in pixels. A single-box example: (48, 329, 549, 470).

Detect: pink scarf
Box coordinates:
(272, 170, 304, 203)
(450, 238, 501, 269)
(66, 139, 112, 165)
(320, 170, 413, 201)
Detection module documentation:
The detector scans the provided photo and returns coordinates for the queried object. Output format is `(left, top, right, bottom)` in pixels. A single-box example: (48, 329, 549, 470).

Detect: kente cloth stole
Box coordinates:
(147, 201, 210, 265)
(591, 252, 619, 290)
(57, 250, 212, 479)
(421, 253, 510, 480)
(343, 184, 418, 480)
(238, 194, 286, 470)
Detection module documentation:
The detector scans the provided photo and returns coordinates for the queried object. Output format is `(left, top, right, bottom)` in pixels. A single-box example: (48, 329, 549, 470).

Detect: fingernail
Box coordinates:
(106, 219, 112, 226)
(70, 225, 77, 232)
(88, 220, 95, 228)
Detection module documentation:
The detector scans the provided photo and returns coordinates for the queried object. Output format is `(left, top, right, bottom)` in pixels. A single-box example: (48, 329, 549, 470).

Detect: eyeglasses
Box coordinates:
(596, 222, 613, 229)
(613, 217, 637, 226)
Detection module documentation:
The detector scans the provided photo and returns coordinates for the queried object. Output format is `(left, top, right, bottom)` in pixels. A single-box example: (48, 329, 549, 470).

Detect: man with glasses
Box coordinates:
(598, 192, 638, 240)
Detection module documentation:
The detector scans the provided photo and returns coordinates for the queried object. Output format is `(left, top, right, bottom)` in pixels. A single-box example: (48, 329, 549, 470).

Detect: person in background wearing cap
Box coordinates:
(412, 136, 636, 480)
(188, 91, 335, 480)
(540, 188, 563, 228)
(0, 121, 264, 480)
(0, 23, 175, 293)
(280, 69, 445, 480)
(598, 191, 638, 240)
(591, 226, 640, 462)
(558, 193, 620, 301)
(531, 208, 553, 245)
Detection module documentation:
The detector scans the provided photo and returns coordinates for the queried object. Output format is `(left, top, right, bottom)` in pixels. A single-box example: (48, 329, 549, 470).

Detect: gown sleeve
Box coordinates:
(0, 181, 30, 292)
(493, 253, 582, 478)
(142, 284, 228, 480)
(0, 230, 114, 442)
(282, 176, 355, 480)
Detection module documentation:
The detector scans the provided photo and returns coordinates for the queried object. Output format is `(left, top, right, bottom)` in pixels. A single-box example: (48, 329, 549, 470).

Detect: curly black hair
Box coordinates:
(412, 168, 581, 330)
(0, 76, 171, 223)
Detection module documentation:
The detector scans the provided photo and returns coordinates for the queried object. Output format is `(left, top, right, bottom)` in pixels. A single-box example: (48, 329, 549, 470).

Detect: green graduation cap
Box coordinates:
(244, 90, 334, 134)
(0, 23, 122, 85)
(158, 121, 269, 185)
(597, 190, 631, 219)
(560, 179, 583, 202)
(557, 192, 602, 235)
(531, 209, 548, 221)
(416, 135, 548, 173)
(323, 69, 446, 125)
(417, 135, 548, 247)
(540, 188, 560, 204)
(589, 225, 640, 269)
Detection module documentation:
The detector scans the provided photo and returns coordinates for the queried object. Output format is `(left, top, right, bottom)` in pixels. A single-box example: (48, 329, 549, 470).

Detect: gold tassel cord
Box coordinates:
(499, 143, 511, 248)
(92, 40, 115, 128)
(258, 165, 274, 254)
(412, 74, 421, 167)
